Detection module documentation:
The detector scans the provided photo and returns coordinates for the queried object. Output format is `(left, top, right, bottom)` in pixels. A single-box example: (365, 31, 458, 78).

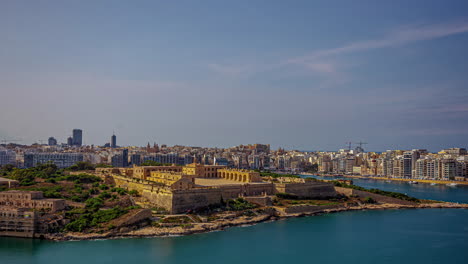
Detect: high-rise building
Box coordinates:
(72, 129, 82, 146)
(0, 147, 16, 166)
(441, 148, 467, 156)
(122, 149, 128, 167)
(48, 137, 57, 146)
(439, 159, 456, 180)
(67, 137, 73, 146)
(111, 134, 117, 148)
(403, 152, 413, 178)
(130, 154, 141, 166)
(111, 149, 129, 167)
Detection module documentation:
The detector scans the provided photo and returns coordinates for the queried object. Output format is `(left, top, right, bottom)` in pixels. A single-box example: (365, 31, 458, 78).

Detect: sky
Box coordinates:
(0, 0, 467, 152)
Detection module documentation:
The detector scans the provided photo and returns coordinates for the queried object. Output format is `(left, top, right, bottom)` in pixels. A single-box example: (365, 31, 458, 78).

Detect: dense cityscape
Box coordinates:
(1, 1, 468, 262)
(1, 128, 467, 182)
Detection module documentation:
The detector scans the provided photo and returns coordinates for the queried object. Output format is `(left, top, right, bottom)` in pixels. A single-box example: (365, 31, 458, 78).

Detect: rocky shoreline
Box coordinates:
(45, 202, 468, 241)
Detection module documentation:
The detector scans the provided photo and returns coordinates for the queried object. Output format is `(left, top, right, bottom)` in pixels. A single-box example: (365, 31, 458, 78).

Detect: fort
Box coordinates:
(95, 163, 337, 213)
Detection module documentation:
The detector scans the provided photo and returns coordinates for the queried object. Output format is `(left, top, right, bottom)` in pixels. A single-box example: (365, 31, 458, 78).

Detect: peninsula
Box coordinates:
(1, 162, 466, 241)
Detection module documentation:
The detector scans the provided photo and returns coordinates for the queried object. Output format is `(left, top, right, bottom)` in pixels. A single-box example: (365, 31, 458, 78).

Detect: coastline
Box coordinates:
(44, 201, 468, 242)
(344, 175, 468, 185)
(300, 173, 468, 186)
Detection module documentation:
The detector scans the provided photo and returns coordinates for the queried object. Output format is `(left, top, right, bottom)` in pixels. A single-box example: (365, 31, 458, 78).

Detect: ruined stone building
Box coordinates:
(0, 191, 67, 238)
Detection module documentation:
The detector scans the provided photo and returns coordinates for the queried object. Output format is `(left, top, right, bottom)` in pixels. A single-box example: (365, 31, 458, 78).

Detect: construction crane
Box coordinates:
(355, 141, 368, 149)
(345, 142, 352, 151)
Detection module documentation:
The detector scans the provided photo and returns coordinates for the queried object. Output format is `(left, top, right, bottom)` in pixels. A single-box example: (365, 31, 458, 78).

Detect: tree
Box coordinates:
(67, 162, 95, 171)
(140, 160, 172, 166)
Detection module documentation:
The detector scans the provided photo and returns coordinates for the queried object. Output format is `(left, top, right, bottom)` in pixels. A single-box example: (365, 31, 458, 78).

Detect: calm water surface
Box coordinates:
(1, 178, 467, 264)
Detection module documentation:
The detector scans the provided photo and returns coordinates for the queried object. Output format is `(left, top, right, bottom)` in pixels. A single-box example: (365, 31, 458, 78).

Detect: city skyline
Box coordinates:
(2, 127, 467, 154)
(1, 1, 468, 151)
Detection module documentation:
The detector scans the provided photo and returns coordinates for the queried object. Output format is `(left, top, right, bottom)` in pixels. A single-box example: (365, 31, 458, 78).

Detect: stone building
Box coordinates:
(0, 191, 67, 238)
(0, 191, 66, 212)
(217, 169, 262, 182)
(0, 208, 37, 238)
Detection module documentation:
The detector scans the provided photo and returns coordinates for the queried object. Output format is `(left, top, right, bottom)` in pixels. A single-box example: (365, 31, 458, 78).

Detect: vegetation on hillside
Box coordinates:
(226, 198, 257, 211)
(258, 171, 300, 178)
(64, 205, 131, 232)
(332, 181, 420, 203)
(140, 160, 173, 166)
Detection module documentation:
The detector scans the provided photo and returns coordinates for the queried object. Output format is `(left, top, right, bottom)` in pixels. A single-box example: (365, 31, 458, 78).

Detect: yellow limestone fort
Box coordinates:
(95, 163, 337, 213)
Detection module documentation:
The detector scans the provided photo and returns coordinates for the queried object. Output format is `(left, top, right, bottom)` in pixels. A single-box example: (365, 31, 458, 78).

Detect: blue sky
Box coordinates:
(0, 0, 467, 151)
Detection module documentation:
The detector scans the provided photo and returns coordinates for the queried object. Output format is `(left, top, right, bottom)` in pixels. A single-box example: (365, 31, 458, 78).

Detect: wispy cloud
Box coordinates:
(288, 19, 468, 64)
(207, 19, 468, 80)
(302, 62, 337, 74)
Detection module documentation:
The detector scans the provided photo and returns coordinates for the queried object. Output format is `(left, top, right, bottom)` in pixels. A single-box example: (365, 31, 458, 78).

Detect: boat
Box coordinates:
(408, 181, 418, 184)
(446, 183, 458, 187)
(430, 183, 437, 186)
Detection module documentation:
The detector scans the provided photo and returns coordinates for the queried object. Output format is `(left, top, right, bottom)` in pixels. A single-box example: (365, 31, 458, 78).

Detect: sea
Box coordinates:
(1, 177, 467, 264)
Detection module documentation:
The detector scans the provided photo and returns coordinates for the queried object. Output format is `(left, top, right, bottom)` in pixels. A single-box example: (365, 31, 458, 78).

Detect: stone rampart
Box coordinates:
(275, 182, 337, 198)
(281, 204, 341, 214)
(244, 196, 273, 206)
(172, 188, 222, 213)
(110, 209, 152, 227)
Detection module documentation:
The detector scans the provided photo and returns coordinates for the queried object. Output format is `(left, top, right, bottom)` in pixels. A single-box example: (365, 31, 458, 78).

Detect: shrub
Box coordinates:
(226, 198, 257, 211)
(128, 190, 139, 196)
(98, 191, 111, 200)
(64, 206, 128, 232)
(259, 171, 300, 178)
(140, 161, 172, 166)
(45, 178, 56, 183)
(363, 197, 377, 204)
(89, 188, 99, 195)
(67, 162, 95, 171)
(64, 174, 101, 184)
(85, 197, 104, 210)
(111, 187, 127, 195)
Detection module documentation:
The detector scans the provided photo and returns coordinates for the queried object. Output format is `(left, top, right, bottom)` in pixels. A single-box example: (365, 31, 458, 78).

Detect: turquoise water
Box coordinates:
(1, 179, 468, 264)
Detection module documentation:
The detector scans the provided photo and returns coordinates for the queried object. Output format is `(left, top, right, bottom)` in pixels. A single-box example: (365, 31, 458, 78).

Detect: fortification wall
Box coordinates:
(244, 196, 273, 206)
(172, 188, 222, 213)
(244, 183, 274, 196)
(110, 209, 152, 227)
(281, 204, 341, 214)
(111, 174, 175, 212)
(275, 182, 337, 198)
(141, 189, 174, 211)
(218, 185, 243, 199)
